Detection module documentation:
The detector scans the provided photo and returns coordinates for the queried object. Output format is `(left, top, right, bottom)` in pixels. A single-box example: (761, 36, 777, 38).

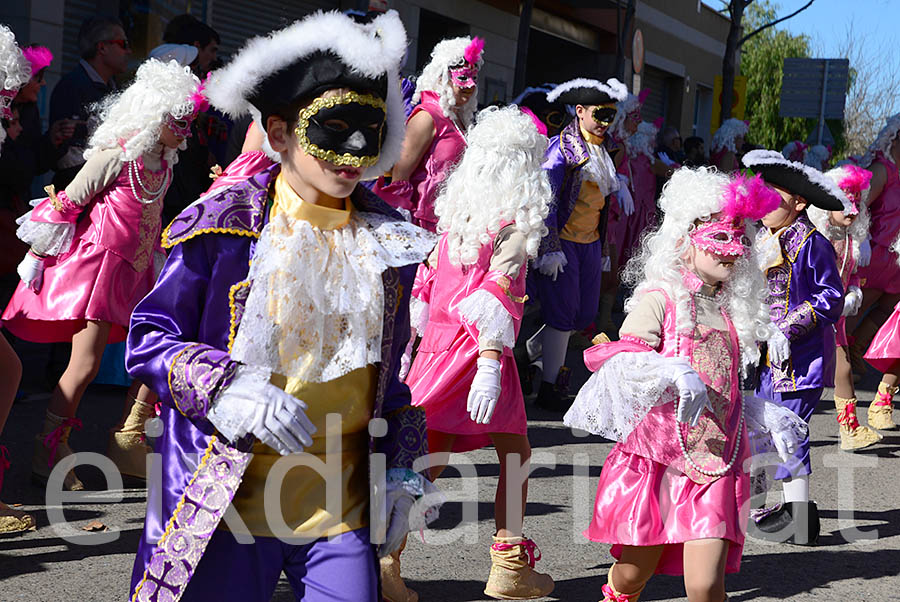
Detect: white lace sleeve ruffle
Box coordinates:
(563, 351, 678, 441)
(457, 289, 516, 351)
(533, 251, 567, 272)
(206, 365, 270, 443)
(744, 394, 809, 457)
(409, 296, 430, 338)
(16, 210, 75, 257)
(386, 467, 443, 531)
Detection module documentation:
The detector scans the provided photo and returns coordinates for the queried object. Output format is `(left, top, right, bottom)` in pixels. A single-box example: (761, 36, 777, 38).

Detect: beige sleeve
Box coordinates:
(64, 148, 123, 206)
(489, 225, 529, 277)
(619, 291, 667, 348)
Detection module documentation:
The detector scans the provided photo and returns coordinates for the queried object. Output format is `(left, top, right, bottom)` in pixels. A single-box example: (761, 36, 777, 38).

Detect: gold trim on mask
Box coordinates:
(294, 91, 386, 168)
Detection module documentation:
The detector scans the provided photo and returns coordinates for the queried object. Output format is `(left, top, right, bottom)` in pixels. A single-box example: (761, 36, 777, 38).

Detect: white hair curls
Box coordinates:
(809, 166, 871, 262)
(861, 113, 900, 168)
(413, 37, 482, 128)
(623, 167, 771, 373)
(434, 106, 551, 267)
(624, 121, 659, 160)
(0, 24, 31, 149)
(85, 59, 201, 165)
(711, 118, 749, 154)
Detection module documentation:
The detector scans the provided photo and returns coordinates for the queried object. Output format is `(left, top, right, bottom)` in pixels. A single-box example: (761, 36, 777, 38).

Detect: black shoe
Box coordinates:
(535, 381, 572, 413)
(749, 501, 820, 545)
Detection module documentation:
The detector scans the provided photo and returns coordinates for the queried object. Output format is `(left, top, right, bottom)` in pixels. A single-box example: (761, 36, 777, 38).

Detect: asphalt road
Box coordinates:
(1, 337, 898, 601)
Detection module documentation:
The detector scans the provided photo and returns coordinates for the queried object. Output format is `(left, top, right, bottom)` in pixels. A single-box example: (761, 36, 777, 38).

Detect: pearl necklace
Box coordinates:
(675, 293, 744, 478)
(128, 159, 170, 204)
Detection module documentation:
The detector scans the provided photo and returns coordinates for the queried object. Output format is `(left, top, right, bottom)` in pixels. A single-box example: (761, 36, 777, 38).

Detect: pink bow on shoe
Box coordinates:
(601, 583, 638, 602)
(43, 417, 82, 467)
(837, 400, 861, 429)
(491, 537, 543, 567)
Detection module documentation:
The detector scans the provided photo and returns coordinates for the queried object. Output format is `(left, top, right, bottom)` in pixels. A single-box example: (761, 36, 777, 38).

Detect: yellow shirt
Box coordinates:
(228, 173, 375, 539)
(560, 126, 607, 244)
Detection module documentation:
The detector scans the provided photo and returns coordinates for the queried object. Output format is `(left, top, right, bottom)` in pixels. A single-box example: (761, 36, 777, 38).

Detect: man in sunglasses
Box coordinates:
(529, 78, 630, 413)
(49, 16, 131, 188)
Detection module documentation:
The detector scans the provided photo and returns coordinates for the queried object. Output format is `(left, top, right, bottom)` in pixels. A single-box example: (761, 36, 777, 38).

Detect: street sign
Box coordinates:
(779, 58, 848, 119)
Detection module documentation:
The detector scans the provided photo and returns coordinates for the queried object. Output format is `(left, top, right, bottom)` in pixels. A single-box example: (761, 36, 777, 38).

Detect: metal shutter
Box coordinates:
(210, 0, 340, 57)
(62, 0, 104, 73)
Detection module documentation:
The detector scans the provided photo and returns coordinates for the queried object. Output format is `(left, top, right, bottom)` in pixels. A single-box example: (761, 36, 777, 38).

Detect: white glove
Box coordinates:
(771, 429, 797, 463)
(615, 174, 635, 216)
(467, 357, 501, 424)
(665, 358, 712, 426)
(17, 252, 45, 293)
(378, 491, 414, 558)
(842, 285, 863, 317)
(536, 251, 566, 281)
(658, 151, 677, 167)
(767, 326, 791, 367)
(208, 367, 316, 455)
(857, 237, 872, 268)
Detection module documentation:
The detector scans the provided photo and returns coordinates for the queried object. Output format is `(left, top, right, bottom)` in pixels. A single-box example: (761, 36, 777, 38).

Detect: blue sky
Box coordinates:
(779, 0, 900, 110)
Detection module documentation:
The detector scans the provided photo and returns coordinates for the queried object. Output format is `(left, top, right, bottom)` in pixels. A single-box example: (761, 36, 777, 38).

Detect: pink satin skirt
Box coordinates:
(865, 301, 900, 373)
(856, 244, 900, 294)
(585, 446, 749, 575)
(2, 239, 155, 344)
(408, 333, 526, 453)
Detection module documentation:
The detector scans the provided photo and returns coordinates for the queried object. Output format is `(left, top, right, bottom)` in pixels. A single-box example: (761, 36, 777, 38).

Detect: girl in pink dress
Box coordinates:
(710, 118, 749, 173)
(0, 23, 37, 536)
(2, 59, 202, 489)
(847, 115, 900, 424)
(864, 228, 900, 429)
(565, 168, 806, 601)
(406, 107, 554, 600)
(807, 165, 881, 449)
(376, 36, 483, 233)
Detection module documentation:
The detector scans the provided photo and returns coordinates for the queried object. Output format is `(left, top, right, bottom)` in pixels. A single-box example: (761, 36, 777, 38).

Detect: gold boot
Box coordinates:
(835, 396, 882, 451)
(32, 411, 84, 491)
(0, 500, 35, 535)
(107, 399, 156, 481)
(380, 535, 417, 602)
(868, 382, 898, 431)
(484, 535, 554, 600)
(599, 565, 645, 601)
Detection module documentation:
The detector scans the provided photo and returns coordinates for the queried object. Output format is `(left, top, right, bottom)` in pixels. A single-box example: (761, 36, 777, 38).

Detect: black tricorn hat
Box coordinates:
(742, 150, 849, 212)
(546, 77, 628, 107)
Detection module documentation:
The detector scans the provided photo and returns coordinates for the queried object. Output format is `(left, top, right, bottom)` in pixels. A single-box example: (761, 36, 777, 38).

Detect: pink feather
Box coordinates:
(652, 116, 664, 129)
(464, 37, 485, 65)
(520, 106, 547, 136)
(637, 88, 651, 104)
(22, 46, 53, 75)
(189, 74, 210, 115)
(836, 165, 872, 199)
(721, 173, 781, 221)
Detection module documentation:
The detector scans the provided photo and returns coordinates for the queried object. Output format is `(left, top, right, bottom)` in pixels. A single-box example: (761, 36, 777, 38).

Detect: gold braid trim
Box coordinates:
(44, 184, 64, 212)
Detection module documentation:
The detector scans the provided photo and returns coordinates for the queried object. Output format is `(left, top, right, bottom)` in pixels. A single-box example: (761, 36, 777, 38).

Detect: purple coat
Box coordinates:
(125, 164, 427, 601)
(760, 213, 844, 393)
(537, 119, 611, 258)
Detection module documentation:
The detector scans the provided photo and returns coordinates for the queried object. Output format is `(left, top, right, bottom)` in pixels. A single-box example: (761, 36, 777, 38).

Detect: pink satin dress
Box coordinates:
(407, 230, 527, 453)
(856, 154, 900, 294)
(617, 153, 658, 266)
(584, 289, 749, 575)
(831, 234, 860, 347)
(3, 156, 169, 344)
(865, 301, 900, 373)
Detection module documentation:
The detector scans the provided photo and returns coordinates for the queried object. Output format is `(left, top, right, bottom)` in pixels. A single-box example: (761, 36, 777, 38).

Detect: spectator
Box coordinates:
(166, 15, 220, 76)
(657, 125, 684, 164)
(682, 135, 707, 167)
(49, 16, 131, 188)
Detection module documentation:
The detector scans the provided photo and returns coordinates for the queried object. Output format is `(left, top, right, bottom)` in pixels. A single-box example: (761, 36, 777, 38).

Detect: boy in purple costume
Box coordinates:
(743, 149, 847, 546)
(124, 11, 438, 602)
(530, 78, 629, 412)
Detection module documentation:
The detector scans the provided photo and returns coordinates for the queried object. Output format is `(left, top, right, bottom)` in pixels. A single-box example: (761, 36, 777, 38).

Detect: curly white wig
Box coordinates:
(85, 59, 200, 165)
(861, 113, 900, 168)
(611, 92, 641, 141)
(804, 144, 831, 170)
(809, 166, 871, 264)
(711, 118, 749, 154)
(624, 121, 659, 160)
(623, 167, 771, 373)
(413, 36, 482, 128)
(0, 24, 32, 149)
(434, 106, 551, 267)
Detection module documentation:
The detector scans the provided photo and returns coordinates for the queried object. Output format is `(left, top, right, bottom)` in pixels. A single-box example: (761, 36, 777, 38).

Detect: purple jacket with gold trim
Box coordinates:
(759, 213, 843, 393)
(124, 164, 426, 601)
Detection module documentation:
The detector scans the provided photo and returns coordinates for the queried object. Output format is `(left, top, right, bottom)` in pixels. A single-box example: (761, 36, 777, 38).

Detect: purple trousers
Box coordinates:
(174, 527, 378, 601)
(757, 367, 823, 480)
(534, 238, 604, 331)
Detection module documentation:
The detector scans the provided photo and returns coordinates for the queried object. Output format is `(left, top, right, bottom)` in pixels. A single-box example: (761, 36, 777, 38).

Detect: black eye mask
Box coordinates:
(295, 91, 387, 167)
(592, 106, 617, 126)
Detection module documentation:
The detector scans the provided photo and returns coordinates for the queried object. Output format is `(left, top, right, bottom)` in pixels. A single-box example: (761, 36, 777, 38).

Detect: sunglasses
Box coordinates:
(102, 39, 130, 50)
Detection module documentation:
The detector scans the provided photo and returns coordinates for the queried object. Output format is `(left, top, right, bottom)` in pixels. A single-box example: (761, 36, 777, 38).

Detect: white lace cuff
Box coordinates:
(533, 251, 567, 272)
(409, 296, 430, 338)
(386, 468, 443, 531)
(564, 351, 679, 441)
(16, 211, 76, 257)
(457, 289, 516, 352)
(744, 395, 809, 454)
(206, 365, 270, 442)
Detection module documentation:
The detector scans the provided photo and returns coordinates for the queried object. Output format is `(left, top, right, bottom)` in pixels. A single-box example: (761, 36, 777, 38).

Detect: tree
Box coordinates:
(717, 0, 815, 125)
(740, 2, 813, 150)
